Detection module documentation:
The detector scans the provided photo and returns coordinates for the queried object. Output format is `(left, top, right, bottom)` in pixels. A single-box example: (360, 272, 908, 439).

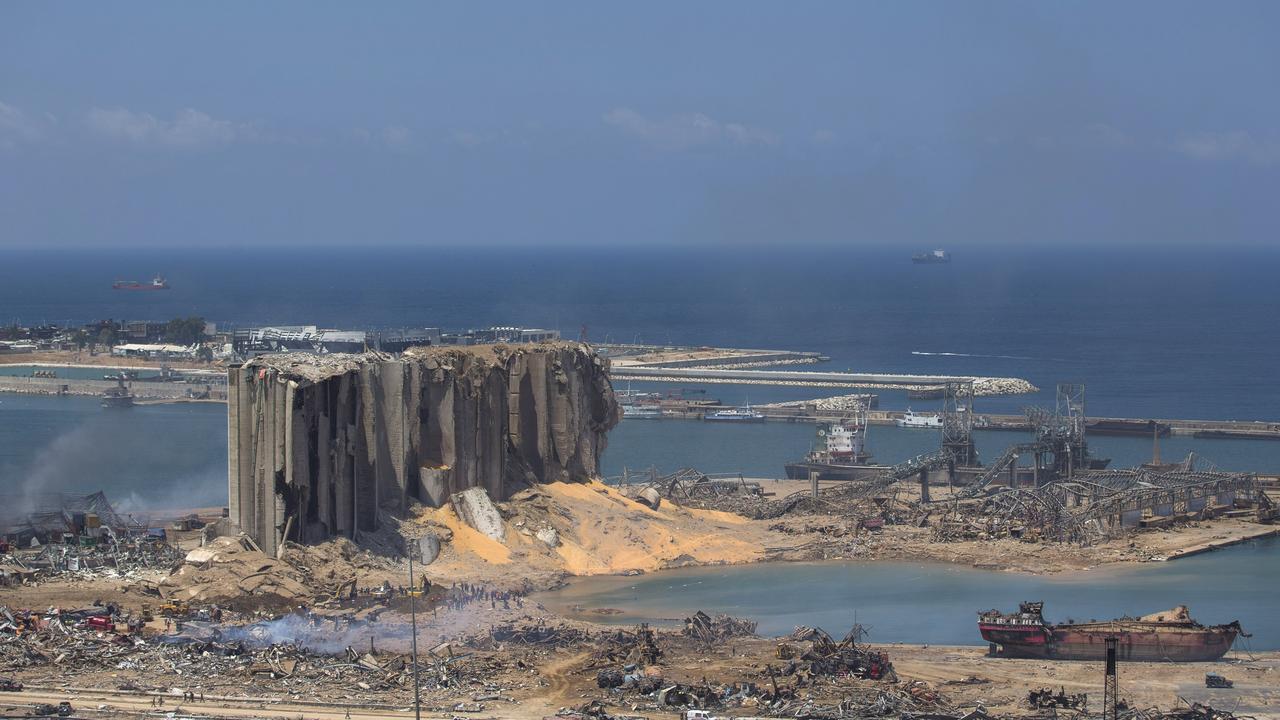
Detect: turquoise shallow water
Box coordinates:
(534, 537, 1280, 649)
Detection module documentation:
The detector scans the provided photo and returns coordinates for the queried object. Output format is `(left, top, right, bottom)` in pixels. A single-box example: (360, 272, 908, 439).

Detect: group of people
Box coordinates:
(444, 582, 525, 612)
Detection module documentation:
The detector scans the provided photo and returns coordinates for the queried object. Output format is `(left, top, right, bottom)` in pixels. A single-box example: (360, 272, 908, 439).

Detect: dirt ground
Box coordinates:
(4, 628, 1276, 720)
(4, 477, 1278, 719)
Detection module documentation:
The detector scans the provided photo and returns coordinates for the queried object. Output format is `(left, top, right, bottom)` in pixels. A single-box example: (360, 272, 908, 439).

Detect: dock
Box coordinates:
(1164, 526, 1280, 561)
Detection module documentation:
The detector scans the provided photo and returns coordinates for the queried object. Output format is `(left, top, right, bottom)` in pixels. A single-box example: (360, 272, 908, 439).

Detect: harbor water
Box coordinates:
(535, 536, 1280, 649)
(5, 394, 1280, 512)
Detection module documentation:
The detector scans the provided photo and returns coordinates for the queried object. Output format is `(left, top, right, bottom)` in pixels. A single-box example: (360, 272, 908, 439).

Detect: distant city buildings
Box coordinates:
(232, 324, 559, 356)
(0, 318, 560, 360)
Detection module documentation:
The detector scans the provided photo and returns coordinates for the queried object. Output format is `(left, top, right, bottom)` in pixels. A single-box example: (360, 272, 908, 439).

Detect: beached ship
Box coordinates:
(896, 409, 943, 429)
(112, 276, 169, 291)
(785, 414, 883, 480)
(978, 602, 1243, 662)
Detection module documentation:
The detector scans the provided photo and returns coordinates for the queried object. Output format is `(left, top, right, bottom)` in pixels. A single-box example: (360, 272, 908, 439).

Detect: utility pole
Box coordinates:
(409, 543, 421, 720)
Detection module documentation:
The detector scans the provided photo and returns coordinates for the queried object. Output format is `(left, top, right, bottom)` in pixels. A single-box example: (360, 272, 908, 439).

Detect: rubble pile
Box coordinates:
(1147, 704, 1259, 720)
(158, 536, 313, 609)
(2, 537, 183, 584)
(277, 537, 401, 603)
(781, 624, 897, 682)
(1, 603, 535, 709)
(682, 610, 758, 645)
(591, 624, 663, 666)
(624, 468, 766, 514)
(1027, 686, 1087, 710)
(469, 620, 591, 648)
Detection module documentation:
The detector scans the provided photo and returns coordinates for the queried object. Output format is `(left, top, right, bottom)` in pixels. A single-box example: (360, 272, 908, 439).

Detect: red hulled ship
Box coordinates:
(978, 602, 1243, 662)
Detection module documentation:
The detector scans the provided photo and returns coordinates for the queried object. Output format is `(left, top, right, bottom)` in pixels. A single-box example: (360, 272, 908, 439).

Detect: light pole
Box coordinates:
(409, 541, 421, 720)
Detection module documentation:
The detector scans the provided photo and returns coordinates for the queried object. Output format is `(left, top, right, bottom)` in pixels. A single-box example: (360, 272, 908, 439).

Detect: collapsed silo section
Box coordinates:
(227, 343, 620, 556)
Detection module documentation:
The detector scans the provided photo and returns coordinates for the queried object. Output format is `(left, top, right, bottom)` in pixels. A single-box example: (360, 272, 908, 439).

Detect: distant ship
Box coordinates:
(618, 382, 663, 419)
(101, 375, 135, 409)
(785, 415, 884, 481)
(979, 602, 1243, 662)
(912, 249, 950, 264)
(1087, 419, 1172, 437)
(622, 403, 663, 419)
(895, 409, 943, 429)
(113, 276, 169, 291)
(704, 403, 765, 423)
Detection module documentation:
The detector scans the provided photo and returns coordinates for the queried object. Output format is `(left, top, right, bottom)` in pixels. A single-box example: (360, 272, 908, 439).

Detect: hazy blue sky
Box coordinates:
(2, 2, 1277, 248)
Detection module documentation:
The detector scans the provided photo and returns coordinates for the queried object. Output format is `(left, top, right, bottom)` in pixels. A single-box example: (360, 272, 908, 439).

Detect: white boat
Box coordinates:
(704, 404, 765, 423)
(622, 404, 663, 419)
(896, 408, 942, 429)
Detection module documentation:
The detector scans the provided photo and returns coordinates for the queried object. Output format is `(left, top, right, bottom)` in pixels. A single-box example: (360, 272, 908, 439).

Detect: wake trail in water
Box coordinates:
(912, 351, 1035, 361)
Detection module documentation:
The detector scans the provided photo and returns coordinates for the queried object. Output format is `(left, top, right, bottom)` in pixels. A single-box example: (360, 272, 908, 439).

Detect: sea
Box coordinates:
(4, 243, 1279, 482)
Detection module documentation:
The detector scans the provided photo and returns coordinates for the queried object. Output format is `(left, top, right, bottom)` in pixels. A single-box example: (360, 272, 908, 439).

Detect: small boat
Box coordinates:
(896, 409, 942, 429)
(621, 404, 663, 419)
(704, 403, 765, 423)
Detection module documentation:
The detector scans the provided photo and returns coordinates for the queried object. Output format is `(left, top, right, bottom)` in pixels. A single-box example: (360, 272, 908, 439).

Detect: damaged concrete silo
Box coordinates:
(227, 342, 620, 555)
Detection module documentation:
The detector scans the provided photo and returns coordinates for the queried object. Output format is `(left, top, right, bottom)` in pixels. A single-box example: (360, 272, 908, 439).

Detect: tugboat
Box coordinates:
(112, 276, 170, 291)
(101, 375, 135, 408)
(785, 412, 883, 480)
(895, 409, 943, 429)
(912, 249, 951, 264)
(978, 602, 1243, 662)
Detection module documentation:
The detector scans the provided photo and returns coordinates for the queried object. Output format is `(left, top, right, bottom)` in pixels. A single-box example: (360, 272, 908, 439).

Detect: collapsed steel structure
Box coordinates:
(939, 464, 1273, 543)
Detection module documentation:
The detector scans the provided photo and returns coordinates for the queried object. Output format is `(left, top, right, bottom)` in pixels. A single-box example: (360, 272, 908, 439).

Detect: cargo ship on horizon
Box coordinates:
(979, 602, 1243, 662)
(112, 276, 169, 291)
(912, 249, 950, 264)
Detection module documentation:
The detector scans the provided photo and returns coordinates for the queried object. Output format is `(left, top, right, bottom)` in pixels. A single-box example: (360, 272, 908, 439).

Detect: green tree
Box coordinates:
(196, 345, 214, 363)
(72, 329, 88, 351)
(98, 326, 119, 347)
(164, 317, 207, 346)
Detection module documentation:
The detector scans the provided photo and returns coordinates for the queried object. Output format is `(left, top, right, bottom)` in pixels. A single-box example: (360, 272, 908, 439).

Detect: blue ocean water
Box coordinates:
(3, 244, 1280, 503)
(3, 244, 1277, 420)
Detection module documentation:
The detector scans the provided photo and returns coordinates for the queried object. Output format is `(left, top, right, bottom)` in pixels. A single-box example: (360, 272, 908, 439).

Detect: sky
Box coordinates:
(1, 1, 1278, 248)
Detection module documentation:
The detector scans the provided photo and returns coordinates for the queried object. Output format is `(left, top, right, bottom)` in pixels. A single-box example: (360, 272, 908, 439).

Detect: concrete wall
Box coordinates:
(228, 343, 619, 555)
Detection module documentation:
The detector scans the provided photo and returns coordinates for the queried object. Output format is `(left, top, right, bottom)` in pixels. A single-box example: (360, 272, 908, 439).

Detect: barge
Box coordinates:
(979, 602, 1242, 662)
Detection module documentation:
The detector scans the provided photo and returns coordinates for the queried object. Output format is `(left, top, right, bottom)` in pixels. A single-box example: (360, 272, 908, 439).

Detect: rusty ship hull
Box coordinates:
(979, 603, 1241, 662)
